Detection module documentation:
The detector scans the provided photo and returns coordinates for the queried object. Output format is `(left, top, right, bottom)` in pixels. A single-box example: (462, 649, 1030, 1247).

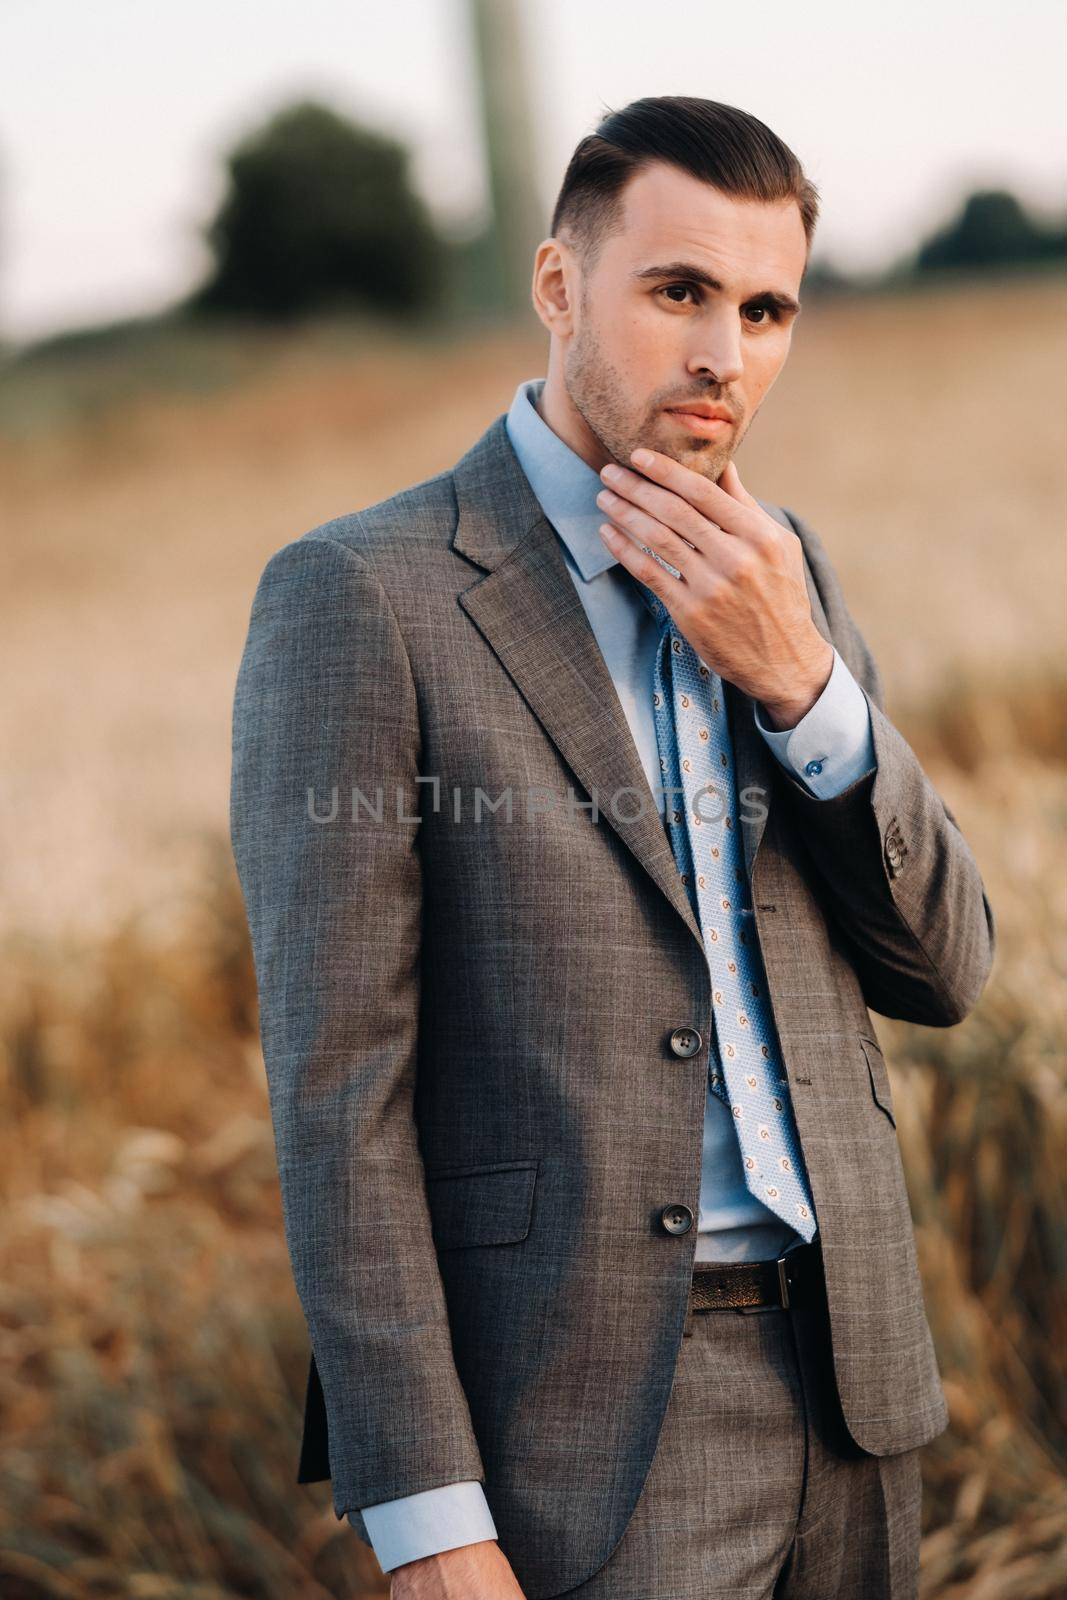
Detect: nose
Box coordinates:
(686, 312, 744, 387)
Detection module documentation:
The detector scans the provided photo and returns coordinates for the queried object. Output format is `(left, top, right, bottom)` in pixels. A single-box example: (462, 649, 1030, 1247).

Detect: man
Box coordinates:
(230, 97, 995, 1598)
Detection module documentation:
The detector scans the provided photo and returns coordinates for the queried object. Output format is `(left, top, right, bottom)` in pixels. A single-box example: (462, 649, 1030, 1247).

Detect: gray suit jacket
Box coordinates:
(229, 410, 995, 1596)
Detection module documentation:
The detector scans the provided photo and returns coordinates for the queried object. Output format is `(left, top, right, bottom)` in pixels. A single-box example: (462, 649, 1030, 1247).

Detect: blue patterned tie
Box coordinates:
(630, 571, 818, 1241)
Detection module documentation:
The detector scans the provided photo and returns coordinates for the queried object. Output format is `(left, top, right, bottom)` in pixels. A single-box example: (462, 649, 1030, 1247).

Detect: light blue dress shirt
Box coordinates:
(353, 377, 877, 1571)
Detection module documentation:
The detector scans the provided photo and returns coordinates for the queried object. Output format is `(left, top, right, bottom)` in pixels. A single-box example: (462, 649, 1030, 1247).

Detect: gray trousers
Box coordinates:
(557, 1275, 923, 1599)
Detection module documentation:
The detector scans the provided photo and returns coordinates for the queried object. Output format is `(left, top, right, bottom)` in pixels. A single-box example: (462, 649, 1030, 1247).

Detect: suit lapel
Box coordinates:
(450, 413, 834, 949)
(453, 418, 705, 953)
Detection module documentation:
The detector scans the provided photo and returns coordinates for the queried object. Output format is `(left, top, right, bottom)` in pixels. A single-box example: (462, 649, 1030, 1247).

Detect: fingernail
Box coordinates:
(632, 448, 654, 468)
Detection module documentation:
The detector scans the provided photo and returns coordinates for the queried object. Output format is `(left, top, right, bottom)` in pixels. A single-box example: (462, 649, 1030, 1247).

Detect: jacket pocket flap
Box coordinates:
(426, 1160, 539, 1250)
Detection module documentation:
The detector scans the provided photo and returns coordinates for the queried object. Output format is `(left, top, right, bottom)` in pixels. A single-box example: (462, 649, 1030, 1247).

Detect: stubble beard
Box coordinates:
(564, 312, 738, 484)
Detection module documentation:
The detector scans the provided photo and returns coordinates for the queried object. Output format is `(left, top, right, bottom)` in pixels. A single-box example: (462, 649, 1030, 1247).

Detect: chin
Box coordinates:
(674, 440, 731, 479)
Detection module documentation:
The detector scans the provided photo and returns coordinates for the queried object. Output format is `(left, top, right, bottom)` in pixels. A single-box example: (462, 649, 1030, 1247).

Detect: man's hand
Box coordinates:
(390, 1539, 526, 1598)
(595, 448, 833, 729)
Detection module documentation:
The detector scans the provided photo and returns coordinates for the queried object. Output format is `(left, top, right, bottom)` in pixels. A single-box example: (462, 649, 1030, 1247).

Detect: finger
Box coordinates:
(595, 487, 706, 577)
(717, 458, 761, 510)
(629, 448, 758, 537)
(598, 470, 735, 562)
(597, 522, 686, 602)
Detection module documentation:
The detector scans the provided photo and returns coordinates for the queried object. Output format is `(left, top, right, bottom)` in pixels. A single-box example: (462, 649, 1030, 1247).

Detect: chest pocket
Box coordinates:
(425, 1158, 540, 1250)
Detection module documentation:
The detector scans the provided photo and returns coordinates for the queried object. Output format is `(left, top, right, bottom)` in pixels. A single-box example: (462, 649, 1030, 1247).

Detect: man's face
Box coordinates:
(558, 162, 807, 480)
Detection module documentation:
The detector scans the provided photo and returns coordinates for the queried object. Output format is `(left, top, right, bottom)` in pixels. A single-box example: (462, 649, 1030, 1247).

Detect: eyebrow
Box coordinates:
(630, 260, 801, 317)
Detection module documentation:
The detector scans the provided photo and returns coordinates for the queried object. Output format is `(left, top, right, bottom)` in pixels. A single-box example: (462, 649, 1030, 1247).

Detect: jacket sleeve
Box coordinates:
(770, 506, 996, 1027)
(229, 531, 486, 1516)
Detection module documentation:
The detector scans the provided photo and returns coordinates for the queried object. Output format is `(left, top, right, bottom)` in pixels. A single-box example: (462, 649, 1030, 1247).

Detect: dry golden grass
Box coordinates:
(1, 275, 1065, 1596)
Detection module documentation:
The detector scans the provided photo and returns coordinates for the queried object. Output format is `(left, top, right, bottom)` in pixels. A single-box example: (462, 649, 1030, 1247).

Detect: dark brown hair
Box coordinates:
(550, 96, 819, 269)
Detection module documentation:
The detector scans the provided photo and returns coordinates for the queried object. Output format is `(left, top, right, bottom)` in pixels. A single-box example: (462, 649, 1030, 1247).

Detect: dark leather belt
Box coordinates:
(689, 1238, 821, 1312)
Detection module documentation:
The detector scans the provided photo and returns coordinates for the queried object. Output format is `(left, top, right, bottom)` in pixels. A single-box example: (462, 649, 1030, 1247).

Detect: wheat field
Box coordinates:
(1, 275, 1065, 1597)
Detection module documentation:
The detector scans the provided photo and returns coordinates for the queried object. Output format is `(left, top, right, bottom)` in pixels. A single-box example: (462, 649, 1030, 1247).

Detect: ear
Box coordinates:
(531, 237, 578, 338)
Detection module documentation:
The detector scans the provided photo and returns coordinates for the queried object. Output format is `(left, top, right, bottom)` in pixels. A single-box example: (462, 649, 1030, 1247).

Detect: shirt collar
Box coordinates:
(504, 377, 619, 581)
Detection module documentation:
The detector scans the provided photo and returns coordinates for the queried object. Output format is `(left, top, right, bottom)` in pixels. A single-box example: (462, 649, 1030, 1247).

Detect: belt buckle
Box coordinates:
(776, 1253, 791, 1310)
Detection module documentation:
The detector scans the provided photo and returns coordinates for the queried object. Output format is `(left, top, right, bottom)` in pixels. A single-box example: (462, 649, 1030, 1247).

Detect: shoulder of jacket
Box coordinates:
(760, 498, 883, 706)
(757, 496, 847, 612)
(757, 497, 832, 570)
(251, 468, 460, 607)
(298, 468, 458, 565)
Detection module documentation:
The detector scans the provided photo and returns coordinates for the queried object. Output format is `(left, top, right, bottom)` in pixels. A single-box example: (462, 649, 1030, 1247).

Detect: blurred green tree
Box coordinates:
(915, 187, 1067, 273)
(188, 99, 447, 319)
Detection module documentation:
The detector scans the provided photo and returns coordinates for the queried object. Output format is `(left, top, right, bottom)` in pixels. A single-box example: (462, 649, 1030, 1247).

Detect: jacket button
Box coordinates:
(669, 1027, 703, 1058)
(660, 1203, 694, 1235)
(885, 834, 905, 876)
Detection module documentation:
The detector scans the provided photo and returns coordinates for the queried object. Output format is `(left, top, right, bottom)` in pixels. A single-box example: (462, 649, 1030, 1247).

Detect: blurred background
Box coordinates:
(1, 2, 1065, 1595)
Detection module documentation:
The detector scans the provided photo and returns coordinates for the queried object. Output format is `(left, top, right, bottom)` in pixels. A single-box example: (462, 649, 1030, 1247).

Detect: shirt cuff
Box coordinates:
(353, 1480, 498, 1573)
(753, 647, 876, 799)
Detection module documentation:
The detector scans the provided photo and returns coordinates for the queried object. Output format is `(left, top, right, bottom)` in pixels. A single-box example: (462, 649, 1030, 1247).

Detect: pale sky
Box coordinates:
(2, 0, 1065, 344)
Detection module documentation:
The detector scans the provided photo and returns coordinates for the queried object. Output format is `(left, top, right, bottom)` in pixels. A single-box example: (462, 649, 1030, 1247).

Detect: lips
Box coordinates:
(666, 403, 734, 424)
(666, 406, 735, 439)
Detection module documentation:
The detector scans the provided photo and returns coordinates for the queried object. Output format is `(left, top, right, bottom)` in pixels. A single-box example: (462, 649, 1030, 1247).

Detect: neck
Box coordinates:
(535, 354, 615, 473)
